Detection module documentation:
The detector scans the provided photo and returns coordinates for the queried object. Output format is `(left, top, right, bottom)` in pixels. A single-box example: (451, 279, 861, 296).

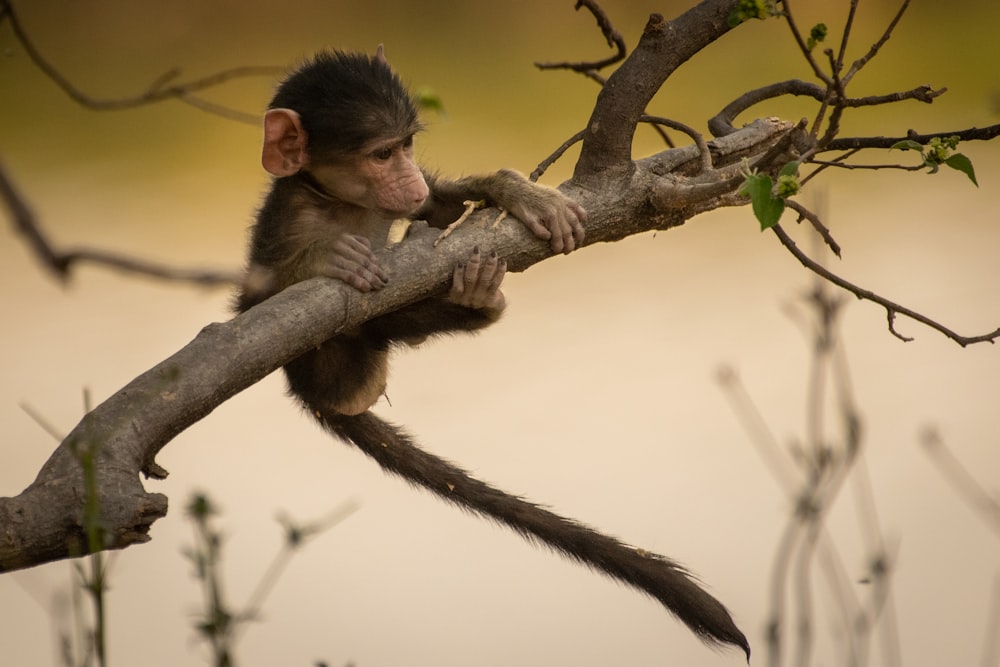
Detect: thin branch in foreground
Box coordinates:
(0, 160, 238, 286)
(770, 223, 1000, 347)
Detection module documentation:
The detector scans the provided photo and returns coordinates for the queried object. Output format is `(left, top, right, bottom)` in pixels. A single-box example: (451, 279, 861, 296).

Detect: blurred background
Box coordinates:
(1, 1, 998, 665)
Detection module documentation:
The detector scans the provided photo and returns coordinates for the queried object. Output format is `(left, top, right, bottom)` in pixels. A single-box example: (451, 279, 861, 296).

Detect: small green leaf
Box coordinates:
(944, 153, 979, 186)
(414, 86, 446, 115)
(755, 196, 786, 230)
(779, 161, 800, 178)
(891, 140, 923, 152)
(740, 173, 786, 230)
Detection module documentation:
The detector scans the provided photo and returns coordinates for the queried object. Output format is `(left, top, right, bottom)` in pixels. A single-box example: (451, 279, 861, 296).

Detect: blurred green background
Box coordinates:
(1, 1, 998, 666)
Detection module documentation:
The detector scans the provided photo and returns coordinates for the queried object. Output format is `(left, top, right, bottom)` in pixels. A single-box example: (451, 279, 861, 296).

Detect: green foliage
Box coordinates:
(181, 494, 357, 666)
(739, 161, 801, 230)
(414, 86, 446, 116)
(728, 0, 778, 27)
(807, 23, 828, 50)
(892, 135, 979, 186)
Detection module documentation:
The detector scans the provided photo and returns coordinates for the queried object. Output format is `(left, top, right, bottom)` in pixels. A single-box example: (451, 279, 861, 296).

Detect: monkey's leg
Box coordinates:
(320, 410, 750, 659)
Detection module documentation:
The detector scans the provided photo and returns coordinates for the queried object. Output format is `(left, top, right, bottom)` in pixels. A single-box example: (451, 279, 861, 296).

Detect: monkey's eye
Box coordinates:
(373, 145, 394, 161)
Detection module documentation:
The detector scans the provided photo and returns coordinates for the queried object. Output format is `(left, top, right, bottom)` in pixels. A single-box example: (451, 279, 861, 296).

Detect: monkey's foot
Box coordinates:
(433, 199, 485, 247)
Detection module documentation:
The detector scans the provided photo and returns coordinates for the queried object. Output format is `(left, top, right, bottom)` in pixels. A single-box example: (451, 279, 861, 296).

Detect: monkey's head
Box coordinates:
(261, 47, 429, 216)
(270, 48, 420, 161)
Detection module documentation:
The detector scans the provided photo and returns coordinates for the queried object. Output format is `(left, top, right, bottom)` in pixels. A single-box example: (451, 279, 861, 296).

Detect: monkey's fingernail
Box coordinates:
(490, 250, 498, 259)
(472, 246, 480, 254)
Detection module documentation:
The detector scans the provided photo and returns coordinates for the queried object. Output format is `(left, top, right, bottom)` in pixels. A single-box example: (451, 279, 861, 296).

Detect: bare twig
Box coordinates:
(433, 200, 484, 246)
(0, 160, 238, 286)
(842, 0, 912, 86)
(815, 50, 848, 147)
(807, 160, 922, 172)
(833, 0, 860, 75)
(785, 200, 841, 258)
(640, 115, 711, 172)
(535, 0, 626, 76)
(826, 124, 1000, 151)
(780, 0, 835, 86)
(709, 79, 944, 138)
(531, 129, 587, 182)
(2, 0, 282, 124)
(771, 223, 1000, 346)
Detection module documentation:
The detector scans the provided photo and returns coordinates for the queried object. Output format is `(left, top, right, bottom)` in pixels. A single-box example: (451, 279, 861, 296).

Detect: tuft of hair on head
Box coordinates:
(270, 49, 420, 160)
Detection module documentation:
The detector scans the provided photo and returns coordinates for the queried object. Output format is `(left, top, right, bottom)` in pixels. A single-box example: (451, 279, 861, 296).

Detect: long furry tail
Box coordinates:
(318, 408, 749, 659)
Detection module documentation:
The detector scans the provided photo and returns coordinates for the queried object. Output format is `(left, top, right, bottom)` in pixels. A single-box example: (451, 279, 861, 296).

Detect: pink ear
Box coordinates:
(374, 44, 388, 66)
(262, 108, 308, 177)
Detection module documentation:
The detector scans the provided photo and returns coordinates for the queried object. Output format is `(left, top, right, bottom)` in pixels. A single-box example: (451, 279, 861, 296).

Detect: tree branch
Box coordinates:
(534, 0, 626, 77)
(771, 223, 1000, 346)
(0, 121, 796, 571)
(574, 0, 739, 181)
(0, 159, 238, 286)
(1, 0, 282, 123)
(709, 80, 945, 138)
(825, 125, 1000, 151)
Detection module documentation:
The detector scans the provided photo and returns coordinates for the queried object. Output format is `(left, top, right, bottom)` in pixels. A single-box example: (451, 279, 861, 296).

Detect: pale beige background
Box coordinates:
(1, 2, 998, 666)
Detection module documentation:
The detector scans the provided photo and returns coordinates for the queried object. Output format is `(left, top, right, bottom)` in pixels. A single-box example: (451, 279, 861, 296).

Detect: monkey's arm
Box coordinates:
(420, 170, 586, 254)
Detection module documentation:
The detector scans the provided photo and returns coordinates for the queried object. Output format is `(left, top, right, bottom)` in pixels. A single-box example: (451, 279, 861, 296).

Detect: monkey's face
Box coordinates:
(312, 134, 429, 217)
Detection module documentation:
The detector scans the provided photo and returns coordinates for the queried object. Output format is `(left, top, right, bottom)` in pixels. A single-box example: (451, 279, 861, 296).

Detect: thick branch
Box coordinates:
(0, 122, 789, 571)
(574, 0, 739, 181)
(709, 80, 945, 138)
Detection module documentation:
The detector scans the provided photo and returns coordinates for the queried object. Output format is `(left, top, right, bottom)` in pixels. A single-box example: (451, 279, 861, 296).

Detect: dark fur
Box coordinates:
(236, 50, 749, 658)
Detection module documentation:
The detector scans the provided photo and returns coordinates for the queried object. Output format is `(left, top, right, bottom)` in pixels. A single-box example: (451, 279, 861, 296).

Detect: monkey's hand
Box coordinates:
(492, 169, 587, 255)
(323, 234, 390, 292)
(448, 246, 506, 313)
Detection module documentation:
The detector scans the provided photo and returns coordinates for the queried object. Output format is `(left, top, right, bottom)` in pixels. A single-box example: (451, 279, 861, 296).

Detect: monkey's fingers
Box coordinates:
(467, 249, 505, 293)
(544, 200, 587, 255)
(566, 200, 588, 246)
(450, 247, 506, 310)
(327, 260, 387, 292)
(506, 199, 585, 255)
(327, 234, 389, 291)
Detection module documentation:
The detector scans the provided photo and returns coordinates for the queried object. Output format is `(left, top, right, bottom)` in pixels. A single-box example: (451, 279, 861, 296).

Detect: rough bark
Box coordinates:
(0, 108, 800, 571)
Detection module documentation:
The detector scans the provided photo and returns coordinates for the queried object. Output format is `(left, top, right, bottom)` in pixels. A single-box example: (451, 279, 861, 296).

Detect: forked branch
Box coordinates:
(771, 223, 999, 346)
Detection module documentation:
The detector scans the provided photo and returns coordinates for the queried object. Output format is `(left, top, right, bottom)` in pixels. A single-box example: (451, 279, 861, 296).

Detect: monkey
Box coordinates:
(235, 49, 749, 659)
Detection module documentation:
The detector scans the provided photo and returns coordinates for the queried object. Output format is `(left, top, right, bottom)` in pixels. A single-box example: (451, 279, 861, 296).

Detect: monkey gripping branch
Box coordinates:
(2, 0, 999, 660)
